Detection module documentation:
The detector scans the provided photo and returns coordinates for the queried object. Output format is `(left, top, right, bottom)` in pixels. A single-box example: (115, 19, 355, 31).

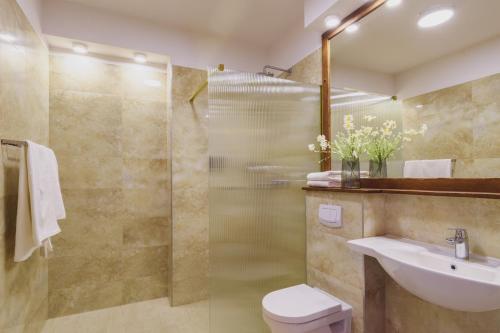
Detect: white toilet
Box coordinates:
(262, 284, 352, 333)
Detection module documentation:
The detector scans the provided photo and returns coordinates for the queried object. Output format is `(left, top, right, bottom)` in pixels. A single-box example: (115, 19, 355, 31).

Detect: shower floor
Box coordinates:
(42, 298, 208, 333)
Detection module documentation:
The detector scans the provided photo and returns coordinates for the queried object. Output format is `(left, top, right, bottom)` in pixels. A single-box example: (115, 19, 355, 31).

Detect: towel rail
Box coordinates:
(1, 139, 27, 147)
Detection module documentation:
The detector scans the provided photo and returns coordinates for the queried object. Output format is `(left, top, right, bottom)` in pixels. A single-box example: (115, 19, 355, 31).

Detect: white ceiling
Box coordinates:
(61, 0, 305, 48)
(332, 0, 500, 74)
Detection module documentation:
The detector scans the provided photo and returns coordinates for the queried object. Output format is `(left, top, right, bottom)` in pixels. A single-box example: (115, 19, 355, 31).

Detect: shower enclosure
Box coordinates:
(208, 69, 321, 332)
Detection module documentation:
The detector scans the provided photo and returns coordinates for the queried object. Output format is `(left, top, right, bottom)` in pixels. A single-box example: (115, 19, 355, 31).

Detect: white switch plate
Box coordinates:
(318, 204, 342, 228)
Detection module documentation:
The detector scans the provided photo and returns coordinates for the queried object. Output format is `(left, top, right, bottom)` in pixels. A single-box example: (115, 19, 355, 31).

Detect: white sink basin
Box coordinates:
(348, 236, 500, 312)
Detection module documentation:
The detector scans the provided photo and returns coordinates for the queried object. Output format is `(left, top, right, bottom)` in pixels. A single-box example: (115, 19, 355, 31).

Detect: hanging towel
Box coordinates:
(403, 159, 454, 178)
(14, 141, 65, 262)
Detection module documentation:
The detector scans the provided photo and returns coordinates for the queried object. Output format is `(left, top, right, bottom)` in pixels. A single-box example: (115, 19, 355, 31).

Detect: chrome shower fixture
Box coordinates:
(258, 65, 292, 77)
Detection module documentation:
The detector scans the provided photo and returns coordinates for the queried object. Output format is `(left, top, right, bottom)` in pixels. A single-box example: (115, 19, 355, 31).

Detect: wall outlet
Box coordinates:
(318, 204, 342, 228)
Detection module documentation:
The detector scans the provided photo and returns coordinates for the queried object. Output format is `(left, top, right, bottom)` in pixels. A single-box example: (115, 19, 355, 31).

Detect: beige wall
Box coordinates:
(305, 190, 500, 333)
(306, 192, 385, 333)
(402, 73, 500, 178)
(48, 53, 170, 317)
(0, 0, 50, 331)
(384, 195, 500, 333)
(170, 65, 209, 305)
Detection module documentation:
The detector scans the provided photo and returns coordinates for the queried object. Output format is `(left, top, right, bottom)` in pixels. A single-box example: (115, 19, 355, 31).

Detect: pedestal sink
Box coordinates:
(348, 236, 500, 312)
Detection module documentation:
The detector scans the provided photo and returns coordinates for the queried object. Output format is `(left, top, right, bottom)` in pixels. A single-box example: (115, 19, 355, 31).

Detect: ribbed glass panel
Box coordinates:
(208, 69, 320, 333)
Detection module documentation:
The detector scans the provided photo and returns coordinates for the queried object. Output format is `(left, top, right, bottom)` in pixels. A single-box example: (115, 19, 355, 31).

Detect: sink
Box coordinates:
(348, 236, 500, 312)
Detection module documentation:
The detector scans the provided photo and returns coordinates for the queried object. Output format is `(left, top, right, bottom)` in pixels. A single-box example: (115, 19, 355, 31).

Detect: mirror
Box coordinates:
(328, 0, 500, 178)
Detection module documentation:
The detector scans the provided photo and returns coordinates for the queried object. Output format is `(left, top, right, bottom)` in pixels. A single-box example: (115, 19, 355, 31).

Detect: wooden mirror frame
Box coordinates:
(319, 0, 500, 198)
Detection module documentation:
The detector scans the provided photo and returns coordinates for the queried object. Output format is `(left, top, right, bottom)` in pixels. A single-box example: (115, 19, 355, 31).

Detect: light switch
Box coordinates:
(318, 204, 342, 228)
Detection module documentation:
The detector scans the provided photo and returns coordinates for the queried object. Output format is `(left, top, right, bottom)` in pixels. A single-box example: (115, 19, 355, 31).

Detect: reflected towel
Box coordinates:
(14, 141, 66, 262)
(307, 180, 341, 188)
(403, 159, 454, 178)
(307, 170, 369, 181)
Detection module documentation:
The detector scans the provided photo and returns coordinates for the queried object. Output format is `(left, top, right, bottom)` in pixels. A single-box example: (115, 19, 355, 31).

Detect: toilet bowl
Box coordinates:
(262, 284, 352, 333)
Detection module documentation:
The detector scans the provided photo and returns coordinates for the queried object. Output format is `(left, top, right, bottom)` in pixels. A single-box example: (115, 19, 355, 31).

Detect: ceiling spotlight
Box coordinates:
(345, 23, 359, 33)
(134, 53, 147, 63)
(324, 15, 341, 28)
(72, 42, 88, 54)
(386, 0, 402, 8)
(418, 7, 454, 28)
(0, 33, 16, 43)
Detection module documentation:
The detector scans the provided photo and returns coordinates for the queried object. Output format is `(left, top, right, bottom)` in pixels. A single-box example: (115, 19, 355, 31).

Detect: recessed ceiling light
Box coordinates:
(134, 53, 147, 63)
(345, 23, 359, 33)
(418, 7, 454, 28)
(386, 0, 402, 8)
(72, 42, 88, 54)
(324, 15, 341, 28)
(416, 104, 424, 109)
(0, 33, 16, 43)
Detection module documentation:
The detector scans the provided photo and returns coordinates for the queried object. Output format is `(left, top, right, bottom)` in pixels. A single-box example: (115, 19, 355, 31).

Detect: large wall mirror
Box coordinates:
(323, 0, 500, 182)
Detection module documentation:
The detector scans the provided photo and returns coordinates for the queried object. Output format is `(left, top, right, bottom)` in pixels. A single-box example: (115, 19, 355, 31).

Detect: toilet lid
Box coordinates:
(262, 284, 342, 324)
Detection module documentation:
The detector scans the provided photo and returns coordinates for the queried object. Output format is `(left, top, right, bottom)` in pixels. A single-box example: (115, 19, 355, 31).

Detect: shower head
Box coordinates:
(257, 71, 274, 77)
(257, 65, 292, 77)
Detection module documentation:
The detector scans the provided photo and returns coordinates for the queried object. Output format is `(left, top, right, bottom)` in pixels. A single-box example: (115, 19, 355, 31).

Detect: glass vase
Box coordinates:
(369, 159, 387, 178)
(341, 159, 361, 188)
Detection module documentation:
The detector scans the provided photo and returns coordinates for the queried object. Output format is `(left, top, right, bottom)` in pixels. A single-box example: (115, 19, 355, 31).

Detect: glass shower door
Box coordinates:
(208, 69, 320, 333)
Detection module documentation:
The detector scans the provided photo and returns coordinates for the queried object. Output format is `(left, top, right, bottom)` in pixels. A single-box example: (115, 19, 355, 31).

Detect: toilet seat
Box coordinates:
(262, 284, 342, 324)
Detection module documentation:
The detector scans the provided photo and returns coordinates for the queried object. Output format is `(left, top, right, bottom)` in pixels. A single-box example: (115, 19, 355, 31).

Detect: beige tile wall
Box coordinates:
(306, 192, 386, 333)
(305, 190, 500, 333)
(170, 65, 209, 305)
(0, 0, 50, 331)
(48, 53, 170, 317)
(384, 195, 500, 333)
(402, 74, 500, 178)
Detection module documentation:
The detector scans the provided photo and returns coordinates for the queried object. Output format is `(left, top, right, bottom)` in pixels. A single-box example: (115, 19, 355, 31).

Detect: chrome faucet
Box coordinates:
(446, 228, 469, 260)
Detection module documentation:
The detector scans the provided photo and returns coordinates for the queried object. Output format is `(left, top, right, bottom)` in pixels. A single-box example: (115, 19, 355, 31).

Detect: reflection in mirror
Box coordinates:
(330, 0, 500, 178)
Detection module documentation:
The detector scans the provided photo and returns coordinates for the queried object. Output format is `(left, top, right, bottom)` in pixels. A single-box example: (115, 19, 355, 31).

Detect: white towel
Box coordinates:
(14, 141, 65, 262)
(403, 159, 454, 178)
(307, 170, 369, 181)
(307, 180, 341, 188)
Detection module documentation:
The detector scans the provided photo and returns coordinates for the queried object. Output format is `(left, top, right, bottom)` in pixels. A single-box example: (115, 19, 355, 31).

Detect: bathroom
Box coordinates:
(0, 0, 499, 332)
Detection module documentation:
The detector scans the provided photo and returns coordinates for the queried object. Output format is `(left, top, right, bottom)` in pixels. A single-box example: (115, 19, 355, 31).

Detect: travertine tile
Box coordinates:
(58, 156, 123, 190)
(306, 191, 364, 240)
(123, 217, 169, 248)
(121, 246, 168, 279)
(49, 91, 123, 158)
(0, 0, 49, 330)
(49, 281, 124, 317)
(49, 54, 123, 95)
(50, 217, 123, 258)
(122, 158, 168, 189)
(48, 251, 122, 290)
(122, 274, 169, 304)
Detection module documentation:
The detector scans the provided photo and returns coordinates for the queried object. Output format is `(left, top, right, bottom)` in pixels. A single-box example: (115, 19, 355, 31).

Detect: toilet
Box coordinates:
(262, 284, 352, 333)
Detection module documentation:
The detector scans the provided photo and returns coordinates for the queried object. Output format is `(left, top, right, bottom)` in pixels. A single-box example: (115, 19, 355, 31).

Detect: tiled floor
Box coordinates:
(42, 298, 209, 333)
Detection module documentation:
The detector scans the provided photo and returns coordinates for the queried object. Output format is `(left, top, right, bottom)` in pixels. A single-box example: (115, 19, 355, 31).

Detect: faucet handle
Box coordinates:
(448, 228, 468, 241)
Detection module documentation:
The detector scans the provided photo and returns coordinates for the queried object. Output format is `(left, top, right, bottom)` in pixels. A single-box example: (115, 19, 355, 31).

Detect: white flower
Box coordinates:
(308, 144, 316, 152)
(364, 115, 376, 122)
(319, 140, 329, 150)
(316, 134, 326, 143)
(383, 120, 397, 129)
(381, 127, 392, 136)
(343, 122, 354, 131)
(344, 115, 354, 123)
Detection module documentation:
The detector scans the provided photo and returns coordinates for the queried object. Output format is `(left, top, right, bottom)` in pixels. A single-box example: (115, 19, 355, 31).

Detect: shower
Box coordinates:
(257, 65, 292, 77)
